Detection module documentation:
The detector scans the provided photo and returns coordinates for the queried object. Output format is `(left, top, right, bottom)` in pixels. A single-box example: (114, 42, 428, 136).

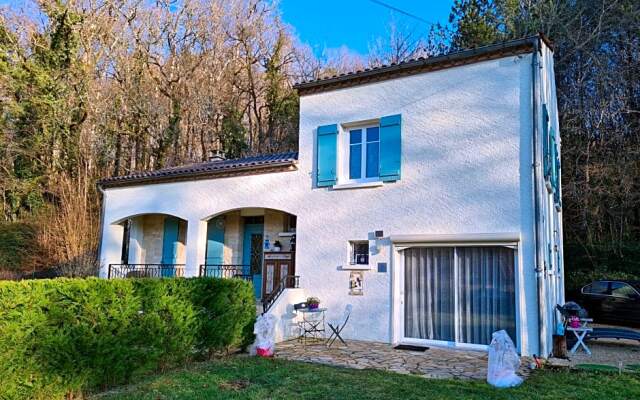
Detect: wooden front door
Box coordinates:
(262, 252, 295, 299)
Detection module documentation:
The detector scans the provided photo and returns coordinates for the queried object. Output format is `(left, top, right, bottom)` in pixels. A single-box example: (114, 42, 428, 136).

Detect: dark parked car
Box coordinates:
(578, 280, 640, 327)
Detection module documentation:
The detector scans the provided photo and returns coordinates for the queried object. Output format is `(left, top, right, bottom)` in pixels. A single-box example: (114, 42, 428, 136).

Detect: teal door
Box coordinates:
(161, 216, 180, 277)
(205, 217, 225, 277)
(243, 223, 264, 298)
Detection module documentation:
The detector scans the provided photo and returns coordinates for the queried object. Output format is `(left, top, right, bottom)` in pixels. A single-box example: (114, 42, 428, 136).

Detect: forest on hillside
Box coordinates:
(0, 0, 638, 287)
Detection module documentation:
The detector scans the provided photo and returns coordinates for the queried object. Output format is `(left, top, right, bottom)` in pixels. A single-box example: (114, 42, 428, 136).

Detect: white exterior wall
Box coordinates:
(536, 43, 565, 355)
(99, 46, 562, 356)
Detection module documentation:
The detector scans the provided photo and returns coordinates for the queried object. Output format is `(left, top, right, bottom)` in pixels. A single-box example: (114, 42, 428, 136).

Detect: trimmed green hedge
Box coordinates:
(0, 277, 255, 399)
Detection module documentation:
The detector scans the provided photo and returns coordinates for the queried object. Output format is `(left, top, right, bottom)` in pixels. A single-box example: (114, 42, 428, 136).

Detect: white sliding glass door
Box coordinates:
(402, 246, 516, 348)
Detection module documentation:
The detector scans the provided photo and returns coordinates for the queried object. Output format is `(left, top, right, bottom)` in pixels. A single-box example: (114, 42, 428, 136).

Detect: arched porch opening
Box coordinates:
(201, 207, 297, 300)
(109, 213, 188, 278)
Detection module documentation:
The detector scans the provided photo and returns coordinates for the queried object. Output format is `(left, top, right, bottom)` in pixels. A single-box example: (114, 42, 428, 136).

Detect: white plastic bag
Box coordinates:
(487, 330, 523, 388)
(251, 314, 277, 357)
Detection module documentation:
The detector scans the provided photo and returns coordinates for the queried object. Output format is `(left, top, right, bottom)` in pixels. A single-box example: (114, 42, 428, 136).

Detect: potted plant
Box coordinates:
(273, 240, 282, 252)
(307, 297, 320, 310)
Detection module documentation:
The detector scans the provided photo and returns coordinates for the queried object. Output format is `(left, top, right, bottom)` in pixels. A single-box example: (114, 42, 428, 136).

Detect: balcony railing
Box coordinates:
(108, 264, 185, 279)
(199, 264, 252, 282)
(262, 275, 300, 314)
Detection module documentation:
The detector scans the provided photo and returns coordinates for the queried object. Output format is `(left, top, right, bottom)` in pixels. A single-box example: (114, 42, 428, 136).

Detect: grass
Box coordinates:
(93, 356, 640, 400)
(575, 364, 621, 372)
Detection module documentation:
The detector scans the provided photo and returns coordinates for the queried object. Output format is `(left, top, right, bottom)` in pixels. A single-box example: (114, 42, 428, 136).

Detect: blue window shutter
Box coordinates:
(316, 124, 338, 187)
(542, 105, 552, 180)
(161, 216, 180, 277)
(205, 216, 225, 265)
(550, 132, 558, 192)
(553, 137, 561, 205)
(379, 114, 401, 181)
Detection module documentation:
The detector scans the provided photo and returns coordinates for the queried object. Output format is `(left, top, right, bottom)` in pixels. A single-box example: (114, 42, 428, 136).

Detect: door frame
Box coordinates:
(390, 237, 521, 352)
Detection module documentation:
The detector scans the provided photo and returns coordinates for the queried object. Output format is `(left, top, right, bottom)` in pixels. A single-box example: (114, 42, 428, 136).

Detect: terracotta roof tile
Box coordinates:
(98, 151, 298, 188)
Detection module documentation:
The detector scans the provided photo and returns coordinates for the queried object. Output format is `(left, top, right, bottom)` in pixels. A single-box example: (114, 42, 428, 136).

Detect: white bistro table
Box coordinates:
(567, 318, 593, 355)
(297, 307, 327, 345)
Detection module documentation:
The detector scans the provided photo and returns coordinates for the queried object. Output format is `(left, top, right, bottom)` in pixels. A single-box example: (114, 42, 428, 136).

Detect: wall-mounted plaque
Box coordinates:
(349, 271, 363, 296)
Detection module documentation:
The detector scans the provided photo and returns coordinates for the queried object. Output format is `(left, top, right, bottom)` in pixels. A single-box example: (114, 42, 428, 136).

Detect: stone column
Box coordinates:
(184, 218, 207, 277)
(99, 223, 124, 278)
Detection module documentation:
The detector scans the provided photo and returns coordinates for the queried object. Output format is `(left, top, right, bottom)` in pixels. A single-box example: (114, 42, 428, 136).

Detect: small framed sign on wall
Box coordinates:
(349, 271, 363, 296)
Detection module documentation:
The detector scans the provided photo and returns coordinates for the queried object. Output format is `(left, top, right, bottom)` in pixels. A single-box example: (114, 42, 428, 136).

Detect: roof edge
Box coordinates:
(98, 159, 298, 189)
(295, 35, 548, 96)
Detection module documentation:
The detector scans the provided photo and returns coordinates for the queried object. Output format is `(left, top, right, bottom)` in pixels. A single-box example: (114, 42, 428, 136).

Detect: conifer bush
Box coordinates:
(0, 277, 255, 399)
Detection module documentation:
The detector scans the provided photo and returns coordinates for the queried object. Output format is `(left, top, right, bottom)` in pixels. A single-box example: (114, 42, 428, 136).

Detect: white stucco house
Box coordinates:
(98, 35, 564, 357)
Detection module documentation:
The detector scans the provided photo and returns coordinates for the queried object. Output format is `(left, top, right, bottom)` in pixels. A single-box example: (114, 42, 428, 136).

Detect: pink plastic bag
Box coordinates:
(251, 314, 277, 357)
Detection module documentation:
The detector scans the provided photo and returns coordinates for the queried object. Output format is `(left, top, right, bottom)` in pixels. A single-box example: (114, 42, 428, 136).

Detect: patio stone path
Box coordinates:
(276, 339, 532, 380)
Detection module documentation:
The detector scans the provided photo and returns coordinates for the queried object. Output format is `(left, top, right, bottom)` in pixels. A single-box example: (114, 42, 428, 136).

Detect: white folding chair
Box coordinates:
(327, 304, 352, 347)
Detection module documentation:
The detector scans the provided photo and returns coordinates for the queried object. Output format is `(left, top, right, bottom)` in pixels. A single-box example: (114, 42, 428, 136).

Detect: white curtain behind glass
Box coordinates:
(456, 247, 516, 345)
(404, 246, 516, 346)
(404, 247, 455, 341)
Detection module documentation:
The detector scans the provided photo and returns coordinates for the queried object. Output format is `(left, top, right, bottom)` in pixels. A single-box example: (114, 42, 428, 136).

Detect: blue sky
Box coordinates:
(279, 0, 454, 57)
(0, 0, 455, 57)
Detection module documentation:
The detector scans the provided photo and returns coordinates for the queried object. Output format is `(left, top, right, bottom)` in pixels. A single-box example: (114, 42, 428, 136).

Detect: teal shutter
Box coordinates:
(542, 105, 552, 180)
(205, 216, 225, 267)
(550, 132, 558, 191)
(316, 124, 338, 187)
(161, 216, 180, 277)
(379, 114, 401, 181)
(553, 135, 561, 206)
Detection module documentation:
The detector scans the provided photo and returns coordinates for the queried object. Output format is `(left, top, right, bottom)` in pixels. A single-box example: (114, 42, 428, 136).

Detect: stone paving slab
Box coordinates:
(275, 339, 532, 380)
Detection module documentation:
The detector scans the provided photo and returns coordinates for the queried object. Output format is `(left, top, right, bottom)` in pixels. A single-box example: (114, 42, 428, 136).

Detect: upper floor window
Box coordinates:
(315, 114, 401, 188)
(348, 126, 380, 181)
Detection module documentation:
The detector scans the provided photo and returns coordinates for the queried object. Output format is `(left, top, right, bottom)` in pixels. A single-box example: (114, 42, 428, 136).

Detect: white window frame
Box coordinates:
(338, 122, 381, 185)
(349, 240, 370, 266)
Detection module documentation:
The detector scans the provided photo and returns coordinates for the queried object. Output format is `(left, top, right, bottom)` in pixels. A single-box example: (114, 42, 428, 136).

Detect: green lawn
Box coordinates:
(93, 356, 640, 400)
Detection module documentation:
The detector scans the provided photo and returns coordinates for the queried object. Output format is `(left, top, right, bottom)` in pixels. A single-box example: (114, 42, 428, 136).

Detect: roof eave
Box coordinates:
(98, 160, 298, 189)
(295, 35, 544, 96)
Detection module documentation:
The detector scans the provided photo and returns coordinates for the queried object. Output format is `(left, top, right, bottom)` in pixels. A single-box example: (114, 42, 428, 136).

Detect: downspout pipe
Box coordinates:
(531, 37, 548, 357)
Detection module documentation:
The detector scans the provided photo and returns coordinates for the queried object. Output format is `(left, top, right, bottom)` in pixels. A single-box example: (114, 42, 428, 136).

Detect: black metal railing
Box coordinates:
(262, 275, 300, 314)
(199, 264, 252, 282)
(108, 264, 185, 279)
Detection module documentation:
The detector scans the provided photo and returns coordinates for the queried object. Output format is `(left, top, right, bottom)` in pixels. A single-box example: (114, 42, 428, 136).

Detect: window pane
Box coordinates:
(366, 126, 379, 142)
(349, 144, 362, 179)
(456, 246, 517, 346)
(589, 281, 609, 294)
(366, 141, 379, 178)
(350, 129, 362, 144)
(404, 247, 455, 341)
(611, 282, 637, 299)
(352, 242, 369, 264)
